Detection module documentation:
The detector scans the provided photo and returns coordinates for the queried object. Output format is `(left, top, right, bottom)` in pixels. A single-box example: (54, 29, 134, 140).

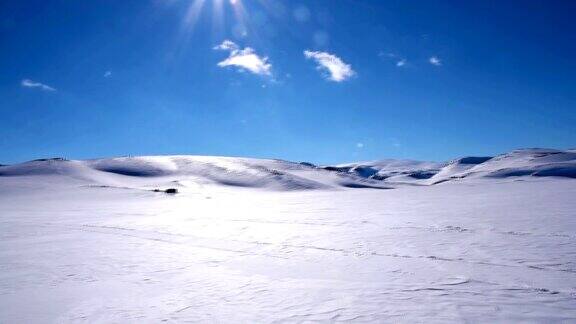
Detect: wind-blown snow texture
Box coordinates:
(1, 148, 575, 322)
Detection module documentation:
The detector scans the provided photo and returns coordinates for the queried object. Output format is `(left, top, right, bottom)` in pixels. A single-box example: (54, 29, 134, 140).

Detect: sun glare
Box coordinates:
(178, 0, 248, 36)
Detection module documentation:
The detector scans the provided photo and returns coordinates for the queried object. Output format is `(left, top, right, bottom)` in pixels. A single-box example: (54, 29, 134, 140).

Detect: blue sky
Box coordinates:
(1, 0, 575, 164)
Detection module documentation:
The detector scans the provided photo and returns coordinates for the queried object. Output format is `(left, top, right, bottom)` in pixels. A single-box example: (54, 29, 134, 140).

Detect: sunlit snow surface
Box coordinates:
(1, 152, 576, 322)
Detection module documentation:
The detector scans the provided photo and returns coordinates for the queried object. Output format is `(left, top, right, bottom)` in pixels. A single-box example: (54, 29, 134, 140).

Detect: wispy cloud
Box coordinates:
(104, 71, 112, 78)
(214, 40, 272, 76)
(379, 52, 407, 68)
(429, 56, 442, 66)
(379, 52, 396, 59)
(304, 50, 355, 82)
(21, 79, 56, 92)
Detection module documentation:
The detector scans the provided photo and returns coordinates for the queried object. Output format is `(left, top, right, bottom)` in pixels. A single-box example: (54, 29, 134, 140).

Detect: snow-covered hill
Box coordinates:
(0, 155, 392, 192)
(1, 148, 575, 322)
(1, 148, 574, 192)
(328, 148, 576, 185)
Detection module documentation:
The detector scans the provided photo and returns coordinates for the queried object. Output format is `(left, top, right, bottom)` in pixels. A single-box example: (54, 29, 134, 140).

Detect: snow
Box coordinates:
(330, 148, 576, 185)
(1, 149, 576, 322)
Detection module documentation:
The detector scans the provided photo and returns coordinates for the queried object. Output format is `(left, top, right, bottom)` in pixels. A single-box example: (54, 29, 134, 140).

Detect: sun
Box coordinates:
(180, 0, 247, 35)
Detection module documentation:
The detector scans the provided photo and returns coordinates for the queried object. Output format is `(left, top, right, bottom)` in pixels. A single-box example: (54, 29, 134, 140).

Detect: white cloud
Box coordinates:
(104, 71, 112, 78)
(396, 59, 407, 67)
(214, 40, 272, 76)
(356, 142, 364, 149)
(304, 50, 355, 82)
(21, 79, 56, 91)
(429, 56, 442, 66)
(213, 40, 238, 51)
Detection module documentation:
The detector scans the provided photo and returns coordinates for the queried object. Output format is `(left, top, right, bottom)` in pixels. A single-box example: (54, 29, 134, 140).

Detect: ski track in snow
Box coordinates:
(1, 153, 576, 322)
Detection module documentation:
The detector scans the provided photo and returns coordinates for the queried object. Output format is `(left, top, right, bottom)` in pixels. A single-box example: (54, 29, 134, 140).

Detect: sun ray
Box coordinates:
(229, 0, 249, 37)
(211, 0, 226, 37)
(182, 0, 206, 33)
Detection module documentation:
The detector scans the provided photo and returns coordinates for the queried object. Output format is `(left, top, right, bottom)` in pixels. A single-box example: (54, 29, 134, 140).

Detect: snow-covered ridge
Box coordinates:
(0, 148, 574, 190)
(0, 155, 390, 191)
(330, 148, 576, 185)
